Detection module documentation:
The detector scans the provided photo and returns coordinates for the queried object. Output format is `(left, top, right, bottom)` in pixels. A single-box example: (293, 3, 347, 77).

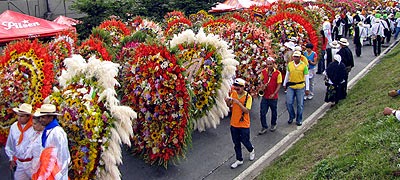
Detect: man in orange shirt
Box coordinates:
(225, 78, 255, 169)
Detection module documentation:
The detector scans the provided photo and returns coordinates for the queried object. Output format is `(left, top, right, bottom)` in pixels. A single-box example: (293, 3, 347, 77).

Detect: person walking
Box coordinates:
(317, 30, 328, 74)
(303, 43, 317, 100)
(324, 40, 341, 68)
(371, 18, 385, 56)
(34, 104, 70, 179)
(5, 103, 36, 180)
(283, 51, 310, 126)
(258, 58, 282, 134)
(354, 22, 364, 57)
(324, 54, 348, 107)
(225, 78, 255, 169)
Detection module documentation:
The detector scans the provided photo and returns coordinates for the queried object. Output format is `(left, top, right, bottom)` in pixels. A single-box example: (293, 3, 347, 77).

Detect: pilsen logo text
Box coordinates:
(2, 20, 40, 30)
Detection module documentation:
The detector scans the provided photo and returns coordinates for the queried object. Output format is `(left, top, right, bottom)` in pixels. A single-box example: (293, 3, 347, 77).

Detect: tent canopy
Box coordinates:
(53, 15, 81, 27)
(209, 0, 262, 13)
(0, 10, 73, 43)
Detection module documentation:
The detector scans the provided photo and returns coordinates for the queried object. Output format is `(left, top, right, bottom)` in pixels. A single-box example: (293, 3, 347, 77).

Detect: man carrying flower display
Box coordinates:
(258, 57, 282, 135)
(33, 104, 70, 180)
(225, 78, 255, 169)
(283, 51, 310, 126)
(5, 103, 35, 180)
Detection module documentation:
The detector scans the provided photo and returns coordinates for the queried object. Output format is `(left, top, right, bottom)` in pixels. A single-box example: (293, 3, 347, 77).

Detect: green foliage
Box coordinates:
(72, 0, 224, 40)
(258, 43, 400, 179)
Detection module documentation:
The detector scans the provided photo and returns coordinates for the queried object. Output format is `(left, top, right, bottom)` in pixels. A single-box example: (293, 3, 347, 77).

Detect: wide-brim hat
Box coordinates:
(330, 41, 340, 48)
(34, 104, 61, 117)
(233, 78, 246, 87)
(284, 42, 296, 51)
(13, 103, 32, 115)
(338, 38, 349, 46)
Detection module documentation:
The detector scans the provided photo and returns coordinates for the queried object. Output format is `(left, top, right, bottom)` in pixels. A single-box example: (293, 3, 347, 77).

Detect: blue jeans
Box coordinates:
(260, 98, 278, 128)
(230, 126, 253, 161)
(286, 87, 305, 124)
(395, 27, 400, 39)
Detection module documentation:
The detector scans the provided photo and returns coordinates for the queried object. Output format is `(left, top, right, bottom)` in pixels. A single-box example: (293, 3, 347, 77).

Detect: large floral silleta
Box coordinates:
(49, 55, 136, 179)
(170, 28, 238, 131)
(0, 39, 53, 146)
(120, 44, 191, 167)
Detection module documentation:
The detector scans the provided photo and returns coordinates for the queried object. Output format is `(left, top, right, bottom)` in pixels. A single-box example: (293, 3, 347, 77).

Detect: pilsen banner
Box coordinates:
(0, 10, 74, 43)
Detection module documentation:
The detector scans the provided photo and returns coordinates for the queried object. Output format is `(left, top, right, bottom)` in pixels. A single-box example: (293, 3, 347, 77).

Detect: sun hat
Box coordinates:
(267, 57, 275, 62)
(13, 103, 33, 115)
(323, 16, 328, 20)
(338, 38, 349, 46)
(33, 104, 61, 117)
(358, 21, 364, 26)
(292, 51, 302, 57)
(284, 42, 296, 51)
(289, 36, 298, 42)
(294, 45, 302, 51)
(233, 78, 246, 87)
(333, 54, 342, 63)
(374, 18, 381, 23)
(329, 41, 340, 48)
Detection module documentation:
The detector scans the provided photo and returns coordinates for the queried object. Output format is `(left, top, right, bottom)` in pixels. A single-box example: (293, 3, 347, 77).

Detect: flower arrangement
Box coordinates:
(164, 10, 186, 23)
(221, 23, 276, 97)
(49, 30, 78, 86)
(265, 12, 321, 53)
(164, 18, 192, 40)
(170, 28, 238, 131)
(303, 2, 336, 22)
(0, 39, 53, 146)
(98, 19, 131, 47)
(202, 18, 234, 35)
(120, 44, 191, 167)
(52, 55, 136, 180)
(189, 10, 214, 24)
(125, 15, 143, 31)
(78, 37, 113, 61)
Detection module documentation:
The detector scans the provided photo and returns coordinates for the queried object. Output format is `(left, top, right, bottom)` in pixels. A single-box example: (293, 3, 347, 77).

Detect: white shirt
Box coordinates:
(5, 122, 35, 162)
(371, 21, 385, 37)
(43, 126, 71, 180)
(23, 131, 43, 174)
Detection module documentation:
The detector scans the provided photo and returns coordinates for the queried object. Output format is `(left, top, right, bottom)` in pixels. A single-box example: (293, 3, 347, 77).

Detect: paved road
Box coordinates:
(0, 38, 397, 180)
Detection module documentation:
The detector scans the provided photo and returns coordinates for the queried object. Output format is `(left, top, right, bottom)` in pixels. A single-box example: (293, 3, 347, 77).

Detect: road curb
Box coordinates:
(234, 39, 400, 180)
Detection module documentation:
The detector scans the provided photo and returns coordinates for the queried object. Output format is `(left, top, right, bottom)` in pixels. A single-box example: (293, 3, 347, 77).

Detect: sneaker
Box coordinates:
(231, 160, 243, 169)
(270, 125, 277, 132)
(307, 94, 313, 100)
(296, 122, 302, 126)
(288, 119, 293, 124)
(258, 128, 268, 135)
(249, 149, 255, 161)
(304, 96, 307, 101)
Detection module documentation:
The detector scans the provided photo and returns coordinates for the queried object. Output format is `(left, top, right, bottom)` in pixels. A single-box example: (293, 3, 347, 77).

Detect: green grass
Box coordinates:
(258, 44, 400, 180)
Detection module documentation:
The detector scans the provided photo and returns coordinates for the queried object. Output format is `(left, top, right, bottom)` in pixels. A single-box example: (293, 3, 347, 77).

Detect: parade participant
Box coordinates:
(394, 15, 400, 39)
(258, 57, 282, 134)
(283, 51, 310, 126)
(317, 30, 328, 74)
(303, 43, 317, 100)
(294, 46, 309, 66)
(354, 22, 365, 57)
(337, 38, 354, 73)
(5, 103, 35, 180)
(20, 115, 44, 178)
(324, 55, 348, 107)
(322, 16, 332, 43)
(333, 15, 345, 40)
(225, 78, 255, 169)
(371, 18, 385, 56)
(33, 104, 70, 179)
(324, 41, 340, 67)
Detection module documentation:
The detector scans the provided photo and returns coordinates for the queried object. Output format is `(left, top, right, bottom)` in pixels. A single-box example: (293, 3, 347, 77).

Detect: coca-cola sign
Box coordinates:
(2, 20, 40, 30)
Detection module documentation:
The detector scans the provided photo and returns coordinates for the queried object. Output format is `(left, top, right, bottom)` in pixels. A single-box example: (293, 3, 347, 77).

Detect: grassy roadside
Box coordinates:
(258, 43, 400, 179)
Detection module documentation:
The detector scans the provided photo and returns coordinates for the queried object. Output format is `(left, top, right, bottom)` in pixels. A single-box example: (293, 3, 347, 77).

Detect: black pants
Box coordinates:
(355, 43, 362, 57)
(372, 36, 382, 56)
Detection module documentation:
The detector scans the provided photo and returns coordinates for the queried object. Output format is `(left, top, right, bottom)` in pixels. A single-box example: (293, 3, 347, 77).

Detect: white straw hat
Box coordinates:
(34, 104, 61, 117)
(13, 103, 32, 115)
